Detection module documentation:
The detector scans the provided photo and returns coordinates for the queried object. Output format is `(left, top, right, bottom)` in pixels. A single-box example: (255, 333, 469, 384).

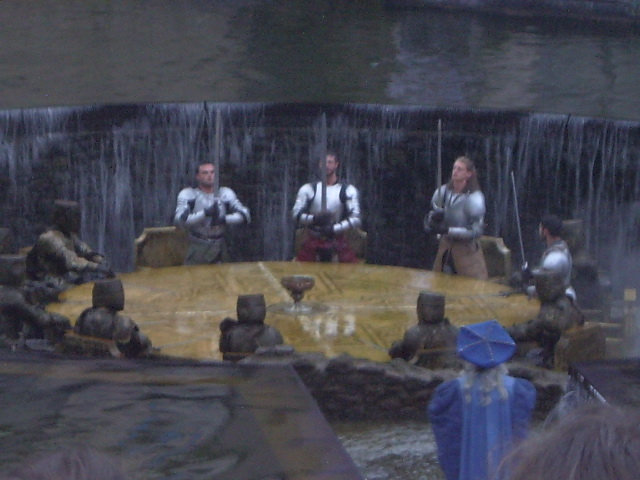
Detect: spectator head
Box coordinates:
(501, 403, 640, 480)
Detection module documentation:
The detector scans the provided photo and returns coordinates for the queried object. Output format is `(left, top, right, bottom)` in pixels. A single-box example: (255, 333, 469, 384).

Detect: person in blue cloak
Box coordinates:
(428, 319, 536, 480)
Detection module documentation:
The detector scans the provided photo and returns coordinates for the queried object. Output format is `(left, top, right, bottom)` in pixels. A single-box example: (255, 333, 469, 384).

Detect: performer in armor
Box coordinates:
(26, 200, 114, 296)
(508, 268, 584, 368)
(424, 156, 488, 279)
(174, 161, 251, 265)
(524, 214, 576, 301)
(292, 152, 361, 262)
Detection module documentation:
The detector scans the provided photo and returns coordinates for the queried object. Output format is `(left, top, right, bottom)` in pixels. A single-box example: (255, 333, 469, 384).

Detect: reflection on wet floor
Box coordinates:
(334, 421, 445, 480)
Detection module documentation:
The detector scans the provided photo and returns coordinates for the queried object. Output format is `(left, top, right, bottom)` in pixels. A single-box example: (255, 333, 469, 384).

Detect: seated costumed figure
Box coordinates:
(26, 200, 114, 297)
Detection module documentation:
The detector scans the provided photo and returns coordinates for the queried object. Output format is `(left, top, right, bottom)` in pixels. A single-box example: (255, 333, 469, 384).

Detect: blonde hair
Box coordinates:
(448, 156, 480, 192)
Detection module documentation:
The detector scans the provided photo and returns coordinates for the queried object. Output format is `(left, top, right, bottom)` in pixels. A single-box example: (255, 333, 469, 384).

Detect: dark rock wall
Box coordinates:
(245, 351, 567, 422)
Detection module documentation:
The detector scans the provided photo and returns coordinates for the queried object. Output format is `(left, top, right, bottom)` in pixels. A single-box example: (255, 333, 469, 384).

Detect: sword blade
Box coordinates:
(437, 118, 442, 189)
(214, 107, 222, 194)
(320, 113, 327, 210)
(510, 170, 527, 267)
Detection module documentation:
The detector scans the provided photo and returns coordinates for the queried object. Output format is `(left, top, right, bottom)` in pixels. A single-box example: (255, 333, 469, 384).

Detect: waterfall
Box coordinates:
(1, 102, 639, 294)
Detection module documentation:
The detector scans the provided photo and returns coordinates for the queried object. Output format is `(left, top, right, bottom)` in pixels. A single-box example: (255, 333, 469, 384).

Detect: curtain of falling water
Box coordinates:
(1, 102, 639, 293)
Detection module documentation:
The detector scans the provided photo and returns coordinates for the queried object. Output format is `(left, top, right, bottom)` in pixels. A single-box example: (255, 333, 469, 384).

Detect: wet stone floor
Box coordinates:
(334, 418, 548, 480)
(333, 421, 445, 480)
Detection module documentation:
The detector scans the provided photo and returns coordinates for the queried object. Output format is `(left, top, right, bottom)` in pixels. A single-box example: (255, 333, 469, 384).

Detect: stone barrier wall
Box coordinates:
(244, 350, 568, 422)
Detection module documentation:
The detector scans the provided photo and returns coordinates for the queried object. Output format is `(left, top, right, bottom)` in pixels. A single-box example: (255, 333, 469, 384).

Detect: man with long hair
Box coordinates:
(424, 156, 488, 279)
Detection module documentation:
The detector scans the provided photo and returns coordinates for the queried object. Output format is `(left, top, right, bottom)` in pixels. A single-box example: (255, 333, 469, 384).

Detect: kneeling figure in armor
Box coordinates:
(508, 269, 584, 368)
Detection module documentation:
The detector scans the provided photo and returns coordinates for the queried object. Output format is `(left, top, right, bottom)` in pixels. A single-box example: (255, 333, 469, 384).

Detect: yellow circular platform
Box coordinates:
(48, 261, 539, 362)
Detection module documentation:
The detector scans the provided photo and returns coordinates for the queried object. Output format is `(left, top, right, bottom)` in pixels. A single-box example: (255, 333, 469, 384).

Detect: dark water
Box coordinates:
(2, 1, 640, 120)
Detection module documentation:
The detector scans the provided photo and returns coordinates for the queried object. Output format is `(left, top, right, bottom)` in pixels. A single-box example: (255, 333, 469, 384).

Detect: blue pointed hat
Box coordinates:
(456, 319, 516, 368)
